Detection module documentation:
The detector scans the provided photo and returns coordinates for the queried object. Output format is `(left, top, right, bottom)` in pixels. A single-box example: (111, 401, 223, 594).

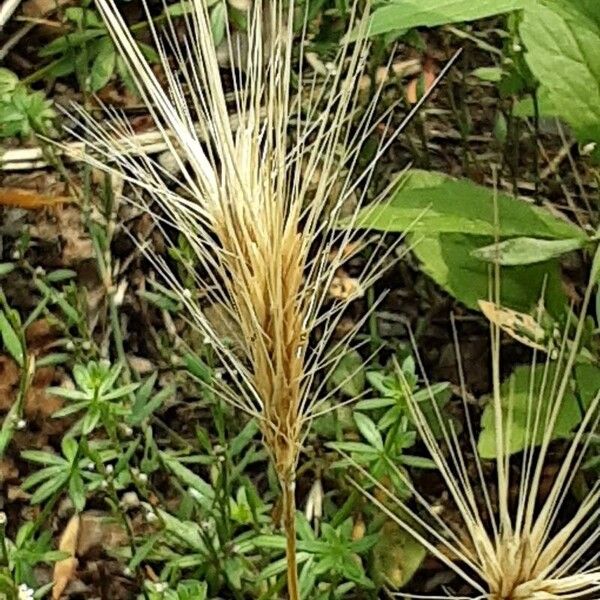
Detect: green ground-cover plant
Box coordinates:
(0, 69, 55, 138)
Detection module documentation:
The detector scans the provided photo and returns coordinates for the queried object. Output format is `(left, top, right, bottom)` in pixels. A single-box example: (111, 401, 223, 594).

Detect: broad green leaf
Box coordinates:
(353, 170, 584, 240)
(0, 263, 15, 277)
(413, 233, 566, 314)
(327, 349, 366, 398)
(371, 522, 426, 588)
(365, 0, 527, 38)
(575, 363, 600, 409)
(0, 311, 23, 366)
(471, 236, 586, 265)
(520, 0, 600, 148)
(477, 364, 582, 458)
(210, 3, 227, 46)
(90, 41, 116, 91)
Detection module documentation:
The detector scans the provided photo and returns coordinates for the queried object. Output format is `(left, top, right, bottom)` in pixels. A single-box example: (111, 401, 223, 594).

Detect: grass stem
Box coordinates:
(282, 473, 300, 600)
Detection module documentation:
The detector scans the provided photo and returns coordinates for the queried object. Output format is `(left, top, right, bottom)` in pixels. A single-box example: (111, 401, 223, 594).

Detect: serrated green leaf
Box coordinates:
(521, 0, 600, 148)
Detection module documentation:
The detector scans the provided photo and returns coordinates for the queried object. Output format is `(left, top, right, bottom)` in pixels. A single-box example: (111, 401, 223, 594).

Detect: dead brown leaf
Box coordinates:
(77, 511, 128, 557)
(0, 188, 71, 209)
(0, 356, 19, 412)
(478, 300, 548, 352)
(30, 205, 93, 266)
(53, 514, 80, 600)
(329, 269, 364, 300)
(406, 57, 437, 104)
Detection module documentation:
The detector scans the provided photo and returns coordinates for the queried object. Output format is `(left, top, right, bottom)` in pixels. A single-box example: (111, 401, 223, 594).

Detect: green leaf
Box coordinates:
(520, 0, 600, 148)
(69, 470, 86, 512)
(352, 170, 584, 240)
(90, 42, 116, 91)
(155, 508, 205, 552)
(472, 67, 504, 82)
(471, 237, 586, 266)
(365, 0, 527, 38)
(354, 412, 383, 451)
(413, 233, 566, 314)
(0, 263, 16, 277)
(371, 522, 426, 588)
(575, 363, 600, 409)
(45, 269, 77, 282)
(0, 311, 23, 367)
(39, 29, 106, 56)
(160, 453, 215, 507)
(210, 3, 227, 46)
(327, 349, 366, 397)
(477, 364, 582, 459)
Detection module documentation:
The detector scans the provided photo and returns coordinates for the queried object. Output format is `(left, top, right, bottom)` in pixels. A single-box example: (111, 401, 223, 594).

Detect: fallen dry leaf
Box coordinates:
(53, 514, 80, 600)
(30, 205, 93, 265)
(25, 319, 61, 355)
(0, 188, 71, 209)
(0, 356, 19, 412)
(478, 300, 549, 352)
(405, 57, 437, 104)
(329, 269, 364, 300)
(77, 511, 127, 558)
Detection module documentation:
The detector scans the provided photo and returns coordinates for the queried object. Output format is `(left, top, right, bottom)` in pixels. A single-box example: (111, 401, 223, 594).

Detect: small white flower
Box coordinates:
(145, 511, 158, 523)
(121, 425, 133, 437)
(105, 464, 114, 475)
(120, 491, 140, 509)
(305, 478, 324, 523)
(582, 142, 597, 155)
(18, 583, 34, 600)
(0, 512, 6, 526)
(15, 419, 26, 431)
(138, 473, 148, 484)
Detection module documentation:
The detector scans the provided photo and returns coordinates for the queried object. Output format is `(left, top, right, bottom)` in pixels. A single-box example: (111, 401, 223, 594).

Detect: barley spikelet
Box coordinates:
(62, 1, 457, 596)
(350, 262, 600, 599)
